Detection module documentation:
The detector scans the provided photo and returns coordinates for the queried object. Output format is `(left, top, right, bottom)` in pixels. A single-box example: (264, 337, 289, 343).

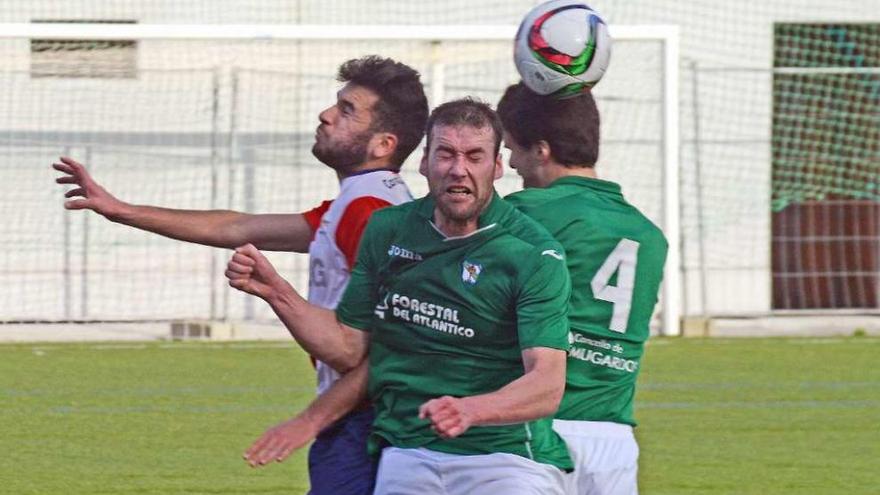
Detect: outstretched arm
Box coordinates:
(418, 347, 566, 438)
(243, 361, 369, 467)
(53, 156, 313, 252)
(226, 243, 368, 371)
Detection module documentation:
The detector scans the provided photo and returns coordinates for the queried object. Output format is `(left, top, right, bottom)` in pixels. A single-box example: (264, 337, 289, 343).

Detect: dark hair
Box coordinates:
(425, 97, 503, 156)
(497, 82, 599, 167)
(338, 56, 429, 168)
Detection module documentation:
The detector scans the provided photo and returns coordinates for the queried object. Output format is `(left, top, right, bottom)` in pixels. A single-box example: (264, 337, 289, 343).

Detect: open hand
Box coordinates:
(52, 156, 124, 218)
(243, 415, 319, 468)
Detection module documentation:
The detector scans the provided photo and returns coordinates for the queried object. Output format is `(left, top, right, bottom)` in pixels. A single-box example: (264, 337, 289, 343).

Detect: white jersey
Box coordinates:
(305, 169, 412, 394)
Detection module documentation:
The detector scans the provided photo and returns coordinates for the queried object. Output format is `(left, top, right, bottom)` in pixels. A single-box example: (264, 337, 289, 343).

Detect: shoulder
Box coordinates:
(504, 184, 585, 229)
(610, 192, 669, 251)
(370, 197, 419, 221)
(497, 210, 570, 290)
(495, 201, 566, 264)
(338, 196, 394, 221)
(340, 170, 413, 205)
(358, 197, 421, 240)
(504, 187, 553, 211)
(638, 217, 669, 253)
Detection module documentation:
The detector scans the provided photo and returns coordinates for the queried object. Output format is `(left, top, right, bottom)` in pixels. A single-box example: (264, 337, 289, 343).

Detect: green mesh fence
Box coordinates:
(772, 24, 880, 212)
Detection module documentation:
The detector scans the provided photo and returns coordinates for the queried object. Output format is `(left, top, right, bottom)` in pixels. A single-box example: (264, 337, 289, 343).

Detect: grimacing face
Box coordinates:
(421, 124, 502, 233)
(312, 83, 378, 173)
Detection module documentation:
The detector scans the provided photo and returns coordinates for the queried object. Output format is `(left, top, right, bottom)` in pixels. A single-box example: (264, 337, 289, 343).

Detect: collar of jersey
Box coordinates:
(428, 220, 498, 241)
(550, 175, 622, 197)
(341, 167, 398, 181)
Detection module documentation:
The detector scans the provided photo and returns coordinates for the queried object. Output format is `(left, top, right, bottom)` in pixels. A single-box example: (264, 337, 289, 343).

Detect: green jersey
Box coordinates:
(506, 177, 668, 425)
(337, 193, 573, 470)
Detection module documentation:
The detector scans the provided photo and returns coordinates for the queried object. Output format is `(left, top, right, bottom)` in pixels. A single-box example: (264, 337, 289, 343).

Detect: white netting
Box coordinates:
(0, 1, 543, 25)
(0, 31, 668, 323)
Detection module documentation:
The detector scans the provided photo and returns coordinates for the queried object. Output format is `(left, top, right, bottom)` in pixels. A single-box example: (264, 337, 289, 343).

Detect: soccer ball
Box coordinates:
(514, 0, 612, 96)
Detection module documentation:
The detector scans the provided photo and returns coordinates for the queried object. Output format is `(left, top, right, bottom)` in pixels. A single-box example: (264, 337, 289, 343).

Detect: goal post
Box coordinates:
(0, 22, 681, 335)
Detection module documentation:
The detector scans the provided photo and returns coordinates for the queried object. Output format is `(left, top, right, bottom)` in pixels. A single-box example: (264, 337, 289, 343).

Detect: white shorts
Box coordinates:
(553, 419, 640, 495)
(373, 446, 566, 495)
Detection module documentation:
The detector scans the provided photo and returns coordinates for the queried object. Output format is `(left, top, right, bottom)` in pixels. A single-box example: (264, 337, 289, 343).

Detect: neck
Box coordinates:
(432, 194, 493, 238)
(336, 159, 395, 182)
(544, 163, 597, 184)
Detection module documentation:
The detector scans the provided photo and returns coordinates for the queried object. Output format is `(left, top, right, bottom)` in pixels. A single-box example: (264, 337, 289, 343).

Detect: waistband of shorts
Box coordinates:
(552, 419, 634, 438)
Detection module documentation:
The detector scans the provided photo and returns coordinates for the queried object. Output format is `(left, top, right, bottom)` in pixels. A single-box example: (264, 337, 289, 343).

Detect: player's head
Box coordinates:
(312, 56, 429, 173)
(421, 98, 503, 230)
(497, 82, 599, 188)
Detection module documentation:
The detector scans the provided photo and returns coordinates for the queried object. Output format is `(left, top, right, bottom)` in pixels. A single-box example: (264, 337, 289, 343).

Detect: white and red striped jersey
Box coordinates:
(302, 169, 413, 394)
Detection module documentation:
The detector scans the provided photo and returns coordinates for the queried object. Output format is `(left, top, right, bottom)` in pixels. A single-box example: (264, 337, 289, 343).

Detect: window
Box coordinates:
(30, 20, 137, 78)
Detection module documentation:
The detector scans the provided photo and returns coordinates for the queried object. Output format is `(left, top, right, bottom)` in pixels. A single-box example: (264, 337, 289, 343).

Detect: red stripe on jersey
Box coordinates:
(336, 196, 392, 269)
(302, 200, 333, 239)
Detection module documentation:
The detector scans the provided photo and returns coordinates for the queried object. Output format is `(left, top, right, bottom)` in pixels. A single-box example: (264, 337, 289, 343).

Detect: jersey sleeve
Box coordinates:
(302, 200, 333, 234)
(336, 212, 389, 332)
(515, 243, 572, 350)
(335, 196, 392, 269)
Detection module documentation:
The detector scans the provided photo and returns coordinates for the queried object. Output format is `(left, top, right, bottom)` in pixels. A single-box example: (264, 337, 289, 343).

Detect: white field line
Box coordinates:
(637, 399, 880, 410)
(5, 341, 298, 352)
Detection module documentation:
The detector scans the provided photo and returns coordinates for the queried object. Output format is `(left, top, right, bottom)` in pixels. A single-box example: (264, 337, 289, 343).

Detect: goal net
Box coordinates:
(0, 22, 679, 333)
(770, 23, 880, 310)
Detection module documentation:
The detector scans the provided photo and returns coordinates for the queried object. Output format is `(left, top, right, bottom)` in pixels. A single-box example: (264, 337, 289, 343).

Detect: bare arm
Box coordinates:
(53, 156, 313, 252)
(418, 346, 566, 438)
(226, 244, 369, 371)
(243, 361, 369, 467)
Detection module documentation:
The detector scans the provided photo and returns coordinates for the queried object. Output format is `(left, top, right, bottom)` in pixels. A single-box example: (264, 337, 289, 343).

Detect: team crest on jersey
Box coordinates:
(461, 260, 483, 285)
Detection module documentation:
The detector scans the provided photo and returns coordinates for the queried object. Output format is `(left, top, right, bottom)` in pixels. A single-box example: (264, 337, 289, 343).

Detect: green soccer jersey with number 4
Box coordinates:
(506, 176, 668, 425)
(336, 193, 573, 470)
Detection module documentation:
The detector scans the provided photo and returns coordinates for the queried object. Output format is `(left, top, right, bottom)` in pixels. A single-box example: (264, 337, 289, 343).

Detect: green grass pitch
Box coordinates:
(1, 337, 878, 494)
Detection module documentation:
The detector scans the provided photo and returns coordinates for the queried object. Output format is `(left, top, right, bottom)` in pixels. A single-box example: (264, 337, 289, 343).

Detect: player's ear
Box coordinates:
(493, 152, 503, 180)
(419, 149, 429, 177)
(370, 132, 398, 162)
(535, 140, 552, 164)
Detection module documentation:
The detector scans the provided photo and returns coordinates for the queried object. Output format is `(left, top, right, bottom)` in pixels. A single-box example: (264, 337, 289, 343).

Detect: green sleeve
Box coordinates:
(515, 243, 572, 350)
(336, 217, 386, 332)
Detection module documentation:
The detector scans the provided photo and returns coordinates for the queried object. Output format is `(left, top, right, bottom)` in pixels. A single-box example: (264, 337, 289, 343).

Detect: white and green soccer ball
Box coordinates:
(514, 0, 612, 96)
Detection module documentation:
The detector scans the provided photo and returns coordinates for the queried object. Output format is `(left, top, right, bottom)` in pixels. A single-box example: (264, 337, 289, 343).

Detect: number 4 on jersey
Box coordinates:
(590, 239, 640, 333)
